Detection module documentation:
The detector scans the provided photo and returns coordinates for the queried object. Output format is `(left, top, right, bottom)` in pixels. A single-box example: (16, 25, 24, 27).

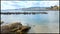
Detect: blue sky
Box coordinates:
(1, 1, 59, 10)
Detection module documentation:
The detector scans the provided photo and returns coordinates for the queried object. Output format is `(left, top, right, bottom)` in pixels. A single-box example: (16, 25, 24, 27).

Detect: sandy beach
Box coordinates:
(28, 24, 59, 33)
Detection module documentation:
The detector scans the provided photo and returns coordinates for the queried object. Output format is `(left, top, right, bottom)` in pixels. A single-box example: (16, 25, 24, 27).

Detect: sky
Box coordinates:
(1, 1, 59, 10)
(2, 0, 59, 1)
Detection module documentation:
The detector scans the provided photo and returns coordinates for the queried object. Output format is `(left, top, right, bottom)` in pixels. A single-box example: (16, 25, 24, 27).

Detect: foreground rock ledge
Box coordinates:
(1, 22, 31, 34)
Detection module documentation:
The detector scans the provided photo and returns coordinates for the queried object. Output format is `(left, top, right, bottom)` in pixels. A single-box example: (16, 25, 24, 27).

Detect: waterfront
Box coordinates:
(1, 10, 59, 33)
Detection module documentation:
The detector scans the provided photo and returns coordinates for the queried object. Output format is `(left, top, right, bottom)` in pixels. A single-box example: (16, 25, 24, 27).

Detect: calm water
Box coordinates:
(1, 10, 59, 33)
(1, 10, 59, 26)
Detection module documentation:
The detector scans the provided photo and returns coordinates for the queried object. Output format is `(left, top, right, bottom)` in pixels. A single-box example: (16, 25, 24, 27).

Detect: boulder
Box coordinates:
(1, 22, 31, 34)
(9, 22, 22, 29)
(0, 21, 4, 24)
(1, 22, 22, 33)
(21, 26, 31, 32)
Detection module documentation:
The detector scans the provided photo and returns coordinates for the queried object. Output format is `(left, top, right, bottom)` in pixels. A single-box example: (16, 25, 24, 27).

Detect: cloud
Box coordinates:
(39, 1, 59, 7)
(1, 1, 59, 10)
(1, 1, 17, 10)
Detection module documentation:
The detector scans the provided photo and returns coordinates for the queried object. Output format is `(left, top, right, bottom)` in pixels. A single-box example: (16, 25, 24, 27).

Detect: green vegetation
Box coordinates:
(50, 5, 59, 10)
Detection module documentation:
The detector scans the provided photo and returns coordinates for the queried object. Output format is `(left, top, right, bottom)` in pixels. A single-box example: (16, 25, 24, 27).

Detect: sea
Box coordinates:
(1, 10, 59, 33)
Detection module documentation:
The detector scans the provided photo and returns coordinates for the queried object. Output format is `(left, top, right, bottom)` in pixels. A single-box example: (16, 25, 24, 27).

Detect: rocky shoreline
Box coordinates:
(0, 22, 31, 34)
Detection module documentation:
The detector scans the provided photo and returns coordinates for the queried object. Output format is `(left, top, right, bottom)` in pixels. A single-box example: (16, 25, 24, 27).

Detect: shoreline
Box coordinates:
(28, 25, 59, 33)
(1, 21, 59, 33)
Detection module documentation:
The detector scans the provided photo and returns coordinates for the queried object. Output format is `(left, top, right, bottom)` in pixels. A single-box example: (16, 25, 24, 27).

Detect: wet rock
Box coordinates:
(1, 22, 31, 34)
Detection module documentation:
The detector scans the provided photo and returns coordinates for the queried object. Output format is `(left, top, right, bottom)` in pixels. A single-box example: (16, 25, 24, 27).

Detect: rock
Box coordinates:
(16, 26, 31, 34)
(10, 28, 19, 32)
(1, 22, 31, 34)
(16, 30, 21, 33)
(21, 26, 31, 32)
(0, 21, 4, 24)
(9, 22, 22, 29)
(1, 22, 22, 33)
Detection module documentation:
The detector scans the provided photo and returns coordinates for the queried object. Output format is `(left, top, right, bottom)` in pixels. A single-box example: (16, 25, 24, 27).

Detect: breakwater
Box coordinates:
(1, 12, 48, 15)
